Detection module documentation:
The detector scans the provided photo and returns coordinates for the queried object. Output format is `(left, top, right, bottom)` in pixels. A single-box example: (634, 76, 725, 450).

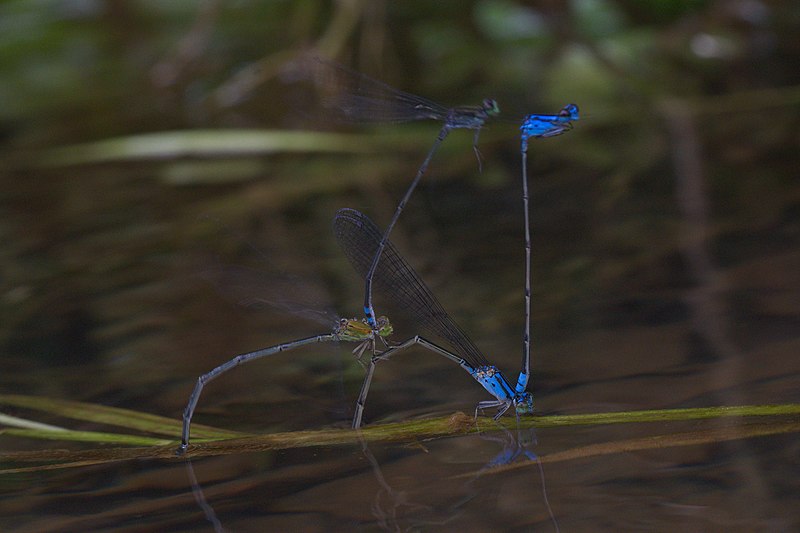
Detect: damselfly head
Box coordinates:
(515, 392, 534, 415)
(559, 103, 580, 121)
(374, 315, 394, 337)
(482, 98, 500, 116)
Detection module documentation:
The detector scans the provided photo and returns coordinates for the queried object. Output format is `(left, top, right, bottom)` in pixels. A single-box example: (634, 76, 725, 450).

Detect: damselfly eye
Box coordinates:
(483, 98, 500, 114)
(560, 103, 579, 119)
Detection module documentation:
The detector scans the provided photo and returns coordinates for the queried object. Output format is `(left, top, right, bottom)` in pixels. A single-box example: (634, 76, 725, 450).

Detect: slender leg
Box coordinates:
(363, 126, 451, 328)
(473, 399, 513, 421)
(179, 333, 337, 452)
(352, 335, 473, 428)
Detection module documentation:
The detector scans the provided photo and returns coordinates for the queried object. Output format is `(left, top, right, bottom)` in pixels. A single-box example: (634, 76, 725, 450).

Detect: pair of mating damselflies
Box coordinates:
(179, 59, 579, 451)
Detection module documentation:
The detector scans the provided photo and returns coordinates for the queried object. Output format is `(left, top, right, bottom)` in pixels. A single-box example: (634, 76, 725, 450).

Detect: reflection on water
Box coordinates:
(2, 420, 799, 531)
(181, 428, 558, 533)
(186, 459, 225, 533)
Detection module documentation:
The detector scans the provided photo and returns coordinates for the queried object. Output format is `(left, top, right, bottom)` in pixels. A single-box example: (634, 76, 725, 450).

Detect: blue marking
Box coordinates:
(520, 103, 580, 148)
(514, 371, 528, 394)
(363, 306, 377, 328)
(470, 365, 516, 401)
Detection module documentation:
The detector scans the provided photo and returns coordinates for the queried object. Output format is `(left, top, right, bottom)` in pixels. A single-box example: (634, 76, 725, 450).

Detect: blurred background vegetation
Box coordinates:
(0, 0, 798, 426)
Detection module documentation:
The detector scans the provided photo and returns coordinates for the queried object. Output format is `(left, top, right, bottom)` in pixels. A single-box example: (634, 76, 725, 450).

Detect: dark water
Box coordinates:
(3, 423, 799, 531)
(2, 2, 800, 531)
(2, 140, 798, 530)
